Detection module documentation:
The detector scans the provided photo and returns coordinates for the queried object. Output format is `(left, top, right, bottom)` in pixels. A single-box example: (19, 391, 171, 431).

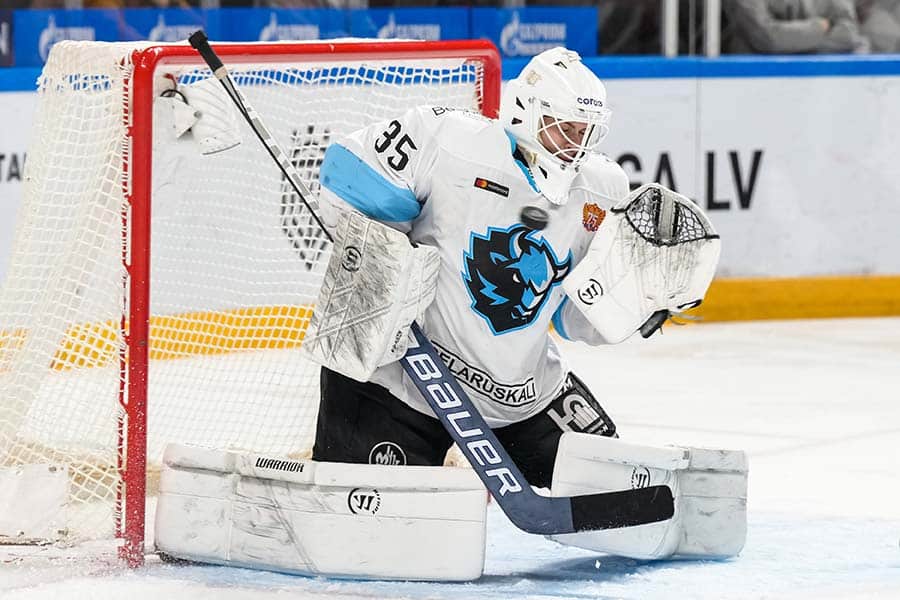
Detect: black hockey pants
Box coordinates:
(312, 367, 617, 489)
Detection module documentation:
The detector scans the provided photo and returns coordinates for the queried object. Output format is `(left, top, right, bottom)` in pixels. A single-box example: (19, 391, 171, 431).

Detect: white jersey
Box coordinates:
(318, 106, 629, 427)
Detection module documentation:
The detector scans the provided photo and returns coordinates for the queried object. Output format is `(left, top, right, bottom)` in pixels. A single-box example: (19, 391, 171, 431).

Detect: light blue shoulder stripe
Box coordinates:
(505, 131, 540, 193)
(320, 143, 421, 222)
(551, 297, 571, 341)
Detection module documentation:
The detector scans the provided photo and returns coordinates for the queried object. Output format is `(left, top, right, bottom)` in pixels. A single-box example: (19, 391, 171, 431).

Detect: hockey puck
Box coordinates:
(520, 205, 549, 230)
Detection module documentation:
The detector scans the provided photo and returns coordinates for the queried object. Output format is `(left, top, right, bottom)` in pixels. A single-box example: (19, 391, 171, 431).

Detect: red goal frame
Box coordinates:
(118, 39, 501, 566)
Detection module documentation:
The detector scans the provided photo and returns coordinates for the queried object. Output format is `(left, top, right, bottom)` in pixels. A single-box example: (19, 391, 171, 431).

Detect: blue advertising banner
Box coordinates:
(350, 8, 469, 41)
(14, 9, 119, 67)
(7, 7, 601, 67)
(222, 8, 349, 42)
(0, 11, 12, 68)
(471, 7, 597, 58)
(119, 9, 222, 44)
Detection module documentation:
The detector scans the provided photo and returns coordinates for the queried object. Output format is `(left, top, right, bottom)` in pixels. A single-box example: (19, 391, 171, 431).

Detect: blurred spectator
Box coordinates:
(24, 0, 86, 7)
(858, 0, 900, 51)
(24, 0, 203, 6)
(252, 0, 364, 7)
(597, 0, 661, 54)
(522, 0, 662, 55)
(724, 0, 871, 54)
(595, 0, 720, 57)
(142, 0, 194, 6)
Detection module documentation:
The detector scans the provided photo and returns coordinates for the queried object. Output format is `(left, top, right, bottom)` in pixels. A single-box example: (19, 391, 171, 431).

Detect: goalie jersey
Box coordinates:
(318, 107, 629, 427)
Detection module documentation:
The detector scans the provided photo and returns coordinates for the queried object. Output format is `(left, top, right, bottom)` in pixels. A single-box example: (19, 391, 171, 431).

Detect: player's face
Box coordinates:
(538, 115, 590, 163)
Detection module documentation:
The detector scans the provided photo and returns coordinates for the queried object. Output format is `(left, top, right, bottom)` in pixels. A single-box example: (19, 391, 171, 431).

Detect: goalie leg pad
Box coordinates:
(549, 433, 747, 560)
(155, 443, 487, 581)
(0, 463, 68, 543)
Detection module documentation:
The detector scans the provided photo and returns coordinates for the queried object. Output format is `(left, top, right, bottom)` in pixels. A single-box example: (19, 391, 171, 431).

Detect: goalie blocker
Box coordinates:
(301, 208, 440, 382)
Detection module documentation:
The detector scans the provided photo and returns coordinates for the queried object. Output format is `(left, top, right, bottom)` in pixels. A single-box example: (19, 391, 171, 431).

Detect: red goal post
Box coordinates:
(0, 38, 500, 567)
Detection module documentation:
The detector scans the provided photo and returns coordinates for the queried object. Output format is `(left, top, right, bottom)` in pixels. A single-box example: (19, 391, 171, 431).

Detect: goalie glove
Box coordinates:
(562, 183, 720, 344)
(177, 76, 242, 155)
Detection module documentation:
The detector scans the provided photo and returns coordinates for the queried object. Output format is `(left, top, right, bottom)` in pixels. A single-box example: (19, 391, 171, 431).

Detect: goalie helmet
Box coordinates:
(500, 47, 612, 205)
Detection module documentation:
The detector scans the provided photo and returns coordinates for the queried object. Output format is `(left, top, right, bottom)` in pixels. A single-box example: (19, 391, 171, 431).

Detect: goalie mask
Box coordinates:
(500, 47, 612, 205)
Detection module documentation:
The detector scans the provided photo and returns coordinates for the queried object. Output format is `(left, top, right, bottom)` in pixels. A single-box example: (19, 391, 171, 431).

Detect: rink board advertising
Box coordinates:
(1, 55, 899, 319)
(8, 7, 596, 67)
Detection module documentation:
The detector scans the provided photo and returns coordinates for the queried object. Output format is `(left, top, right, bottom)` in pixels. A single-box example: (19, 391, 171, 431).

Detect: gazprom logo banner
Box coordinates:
(225, 9, 347, 42)
(13, 9, 117, 67)
(350, 8, 468, 41)
(472, 8, 596, 58)
(120, 9, 222, 43)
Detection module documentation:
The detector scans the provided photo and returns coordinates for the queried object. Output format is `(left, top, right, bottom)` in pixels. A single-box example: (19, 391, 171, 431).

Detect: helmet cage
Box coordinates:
(534, 99, 611, 167)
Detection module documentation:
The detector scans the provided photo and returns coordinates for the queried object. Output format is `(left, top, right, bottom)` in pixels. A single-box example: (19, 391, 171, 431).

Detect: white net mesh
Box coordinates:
(0, 40, 489, 545)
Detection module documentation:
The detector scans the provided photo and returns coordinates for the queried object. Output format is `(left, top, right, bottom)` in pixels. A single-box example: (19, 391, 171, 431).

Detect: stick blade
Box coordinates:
(570, 485, 675, 531)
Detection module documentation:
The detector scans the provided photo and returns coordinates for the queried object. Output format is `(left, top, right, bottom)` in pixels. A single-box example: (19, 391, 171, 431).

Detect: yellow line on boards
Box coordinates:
(3, 276, 899, 372)
(695, 275, 900, 321)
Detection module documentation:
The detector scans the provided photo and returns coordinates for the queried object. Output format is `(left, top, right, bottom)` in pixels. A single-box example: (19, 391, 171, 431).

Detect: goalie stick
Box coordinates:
(187, 31, 674, 535)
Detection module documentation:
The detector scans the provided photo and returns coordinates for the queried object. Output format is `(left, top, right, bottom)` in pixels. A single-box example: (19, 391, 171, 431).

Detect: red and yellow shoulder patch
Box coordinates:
(582, 202, 606, 232)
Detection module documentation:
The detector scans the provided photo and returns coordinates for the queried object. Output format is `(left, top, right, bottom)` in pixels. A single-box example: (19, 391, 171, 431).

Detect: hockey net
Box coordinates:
(0, 39, 500, 564)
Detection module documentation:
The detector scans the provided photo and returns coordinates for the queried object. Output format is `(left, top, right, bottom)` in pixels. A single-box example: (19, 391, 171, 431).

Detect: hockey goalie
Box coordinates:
(155, 42, 746, 581)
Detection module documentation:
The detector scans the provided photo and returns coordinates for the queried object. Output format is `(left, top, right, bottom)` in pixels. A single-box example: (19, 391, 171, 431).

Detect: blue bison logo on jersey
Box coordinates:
(463, 225, 572, 335)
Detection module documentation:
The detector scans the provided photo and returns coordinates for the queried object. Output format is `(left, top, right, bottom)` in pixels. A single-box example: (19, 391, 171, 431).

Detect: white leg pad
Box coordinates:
(155, 444, 487, 581)
(0, 464, 68, 542)
(549, 432, 747, 560)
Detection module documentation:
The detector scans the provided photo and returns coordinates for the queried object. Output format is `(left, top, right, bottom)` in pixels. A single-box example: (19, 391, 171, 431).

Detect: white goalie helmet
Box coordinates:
(500, 47, 612, 204)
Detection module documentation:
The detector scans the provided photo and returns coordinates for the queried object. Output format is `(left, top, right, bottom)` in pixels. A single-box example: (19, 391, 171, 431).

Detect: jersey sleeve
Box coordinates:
(554, 157, 631, 345)
(551, 297, 611, 345)
(318, 106, 441, 233)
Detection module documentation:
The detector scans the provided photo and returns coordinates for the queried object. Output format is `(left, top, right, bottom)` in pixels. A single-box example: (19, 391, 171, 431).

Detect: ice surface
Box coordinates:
(2, 318, 899, 599)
